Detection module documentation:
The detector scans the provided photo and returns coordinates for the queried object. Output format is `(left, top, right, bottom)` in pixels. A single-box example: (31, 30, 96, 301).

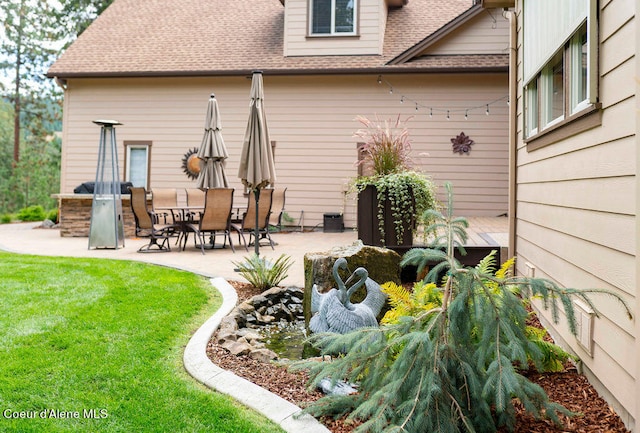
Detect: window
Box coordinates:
(523, 0, 598, 141)
(540, 50, 564, 128)
(124, 141, 151, 189)
(310, 0, 356, 35)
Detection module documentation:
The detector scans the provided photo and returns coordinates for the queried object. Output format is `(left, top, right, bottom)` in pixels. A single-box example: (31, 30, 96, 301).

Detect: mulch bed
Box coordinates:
(206, 281, 630, 433)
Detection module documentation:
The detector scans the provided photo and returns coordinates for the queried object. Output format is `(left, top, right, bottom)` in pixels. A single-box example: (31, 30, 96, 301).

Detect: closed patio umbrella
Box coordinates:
(238, 71, 276, 256)
(197, 93, 229, 190)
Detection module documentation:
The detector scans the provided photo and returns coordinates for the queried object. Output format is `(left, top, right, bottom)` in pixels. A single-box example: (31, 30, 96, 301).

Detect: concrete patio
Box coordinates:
(0, 217, 508, 287)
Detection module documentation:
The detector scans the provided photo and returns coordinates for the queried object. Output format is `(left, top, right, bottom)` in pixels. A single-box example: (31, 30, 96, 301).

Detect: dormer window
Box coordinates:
(310, 0, 357, 35)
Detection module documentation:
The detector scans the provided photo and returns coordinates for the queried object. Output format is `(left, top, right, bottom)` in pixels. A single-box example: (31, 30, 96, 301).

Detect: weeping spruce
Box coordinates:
(295, 183, 632, 433)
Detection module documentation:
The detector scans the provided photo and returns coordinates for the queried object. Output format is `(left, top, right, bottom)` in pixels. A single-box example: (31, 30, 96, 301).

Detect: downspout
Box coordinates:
(504, 8, 517, 259)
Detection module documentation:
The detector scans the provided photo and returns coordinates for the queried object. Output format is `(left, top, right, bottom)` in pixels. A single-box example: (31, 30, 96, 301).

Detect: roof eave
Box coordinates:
(47, 65, 508, 81)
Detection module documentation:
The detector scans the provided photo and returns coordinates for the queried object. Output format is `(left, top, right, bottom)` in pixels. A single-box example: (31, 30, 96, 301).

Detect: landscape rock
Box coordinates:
(215, 286, 306, 362)
(223, 340, 252, 356)
(249, 348, 279, 363)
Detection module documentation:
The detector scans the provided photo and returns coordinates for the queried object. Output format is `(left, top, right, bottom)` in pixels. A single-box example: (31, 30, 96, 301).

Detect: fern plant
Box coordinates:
(294, 182, 632, 433)
(380, 281, 442, 325)
(232, 253, 293, 291)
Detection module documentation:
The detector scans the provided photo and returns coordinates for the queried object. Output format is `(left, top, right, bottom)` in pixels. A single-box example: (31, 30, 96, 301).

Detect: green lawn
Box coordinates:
(0, 252, 283, 433)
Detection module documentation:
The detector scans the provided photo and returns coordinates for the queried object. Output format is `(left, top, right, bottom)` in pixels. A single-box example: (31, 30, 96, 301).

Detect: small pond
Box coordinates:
(261, 320, 320, 360)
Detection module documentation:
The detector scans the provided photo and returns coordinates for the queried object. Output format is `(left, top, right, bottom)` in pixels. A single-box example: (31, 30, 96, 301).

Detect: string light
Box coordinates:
(374, 75, 507, 121)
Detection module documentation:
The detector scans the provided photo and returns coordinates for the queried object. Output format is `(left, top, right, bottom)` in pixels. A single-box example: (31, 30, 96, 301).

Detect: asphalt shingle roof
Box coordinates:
(47, 0, 506, 78)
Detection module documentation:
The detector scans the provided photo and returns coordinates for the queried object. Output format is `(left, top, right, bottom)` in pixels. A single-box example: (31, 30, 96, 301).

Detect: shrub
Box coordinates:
(46, 208, 59, 224)
(1, 214, 12, 224)
(17, 205, 46, 222)
(295, 182, 632, 433)
(232, 253, 293, 291)
(351, 115, 438, 245)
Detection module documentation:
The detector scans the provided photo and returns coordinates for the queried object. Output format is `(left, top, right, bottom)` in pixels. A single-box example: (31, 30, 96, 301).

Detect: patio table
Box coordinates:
(154, 206, 204, 249)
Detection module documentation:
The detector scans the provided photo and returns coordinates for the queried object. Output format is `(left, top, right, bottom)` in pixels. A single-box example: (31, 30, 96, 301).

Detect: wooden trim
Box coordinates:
(525, 104, 602, 151)
(481, 0, 514, 8)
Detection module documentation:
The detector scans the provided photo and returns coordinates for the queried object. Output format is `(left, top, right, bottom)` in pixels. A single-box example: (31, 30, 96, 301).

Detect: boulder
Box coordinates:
(249, 348, 278, 363)
(223, 340, 252, 356)
(303, 240, 401, 326)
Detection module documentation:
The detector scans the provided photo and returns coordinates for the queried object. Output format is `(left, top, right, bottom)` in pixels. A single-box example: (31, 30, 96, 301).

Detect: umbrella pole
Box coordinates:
(254, 188, 260, 257)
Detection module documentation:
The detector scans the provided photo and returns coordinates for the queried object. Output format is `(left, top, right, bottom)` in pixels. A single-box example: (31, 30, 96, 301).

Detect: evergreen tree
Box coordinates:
(0, 0, 60, 165)
(55, 0, 114, 39)
(295, 183, 632, 433)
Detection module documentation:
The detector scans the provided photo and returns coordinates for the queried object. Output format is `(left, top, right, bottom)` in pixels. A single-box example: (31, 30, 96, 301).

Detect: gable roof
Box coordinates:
(47, 0, 507, 79)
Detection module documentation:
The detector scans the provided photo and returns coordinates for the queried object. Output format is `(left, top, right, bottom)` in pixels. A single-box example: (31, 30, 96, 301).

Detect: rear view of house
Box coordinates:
(47, 0, 511, 232)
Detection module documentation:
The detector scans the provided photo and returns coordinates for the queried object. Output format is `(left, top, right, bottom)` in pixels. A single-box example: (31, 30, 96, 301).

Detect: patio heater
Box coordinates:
(88, 119, 125, 249)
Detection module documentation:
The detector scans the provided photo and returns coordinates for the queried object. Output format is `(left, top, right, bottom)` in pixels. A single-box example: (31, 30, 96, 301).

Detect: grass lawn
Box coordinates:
(0, 252, 284, 433)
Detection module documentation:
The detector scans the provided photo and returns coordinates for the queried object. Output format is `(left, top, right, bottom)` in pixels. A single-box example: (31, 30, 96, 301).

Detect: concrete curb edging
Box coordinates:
(183, 277, 330, 433)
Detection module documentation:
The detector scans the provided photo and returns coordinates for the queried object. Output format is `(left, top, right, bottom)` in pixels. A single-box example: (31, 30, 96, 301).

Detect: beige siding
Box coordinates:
(423, 8, 511, 56)
(514, 0, 638, 428)
(283, 0, 384, 56)
(60, 73, 509, 229)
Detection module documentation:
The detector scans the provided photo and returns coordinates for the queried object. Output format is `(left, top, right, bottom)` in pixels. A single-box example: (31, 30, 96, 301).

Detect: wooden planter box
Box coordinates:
(357, 184, 414, 248)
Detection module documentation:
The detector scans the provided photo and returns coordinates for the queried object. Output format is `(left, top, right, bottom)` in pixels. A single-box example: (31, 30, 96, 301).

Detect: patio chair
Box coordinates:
(231, 188, 274, 251)
(185, 188, 206, 221)
(151, 188, 179, 224)
(183, 188, 235, 254)
(129, 186, 176, 252)
(268, 187, 287, 231)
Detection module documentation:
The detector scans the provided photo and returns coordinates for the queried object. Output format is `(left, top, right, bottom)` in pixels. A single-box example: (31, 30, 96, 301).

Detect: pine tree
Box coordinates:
(294, 183, 632, 433)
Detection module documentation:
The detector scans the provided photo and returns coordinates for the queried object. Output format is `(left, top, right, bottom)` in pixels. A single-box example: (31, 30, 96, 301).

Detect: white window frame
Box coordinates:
(540, 50, 565, 129)
(124, 142, 150, 189)
(524, 18, 596, 139)
(569, 26, 590, 114)
(309, 0, 357, 36)
(523, 0, 599, 140)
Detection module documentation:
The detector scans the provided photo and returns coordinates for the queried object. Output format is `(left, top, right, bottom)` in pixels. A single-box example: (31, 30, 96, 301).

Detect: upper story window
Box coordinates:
(310, 0, 357, 35)
(523, 0, 599, 142)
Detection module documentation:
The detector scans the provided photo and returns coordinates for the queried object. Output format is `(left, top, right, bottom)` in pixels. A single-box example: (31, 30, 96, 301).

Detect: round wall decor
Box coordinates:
(181, 147, 201, 179)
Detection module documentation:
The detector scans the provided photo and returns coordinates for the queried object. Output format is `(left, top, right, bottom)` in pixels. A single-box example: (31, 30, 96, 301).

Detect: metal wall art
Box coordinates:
(451, 132, 474, 155)
(181, 147, 201, 179)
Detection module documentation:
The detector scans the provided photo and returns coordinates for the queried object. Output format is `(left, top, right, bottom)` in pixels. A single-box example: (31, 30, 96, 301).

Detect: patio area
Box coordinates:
(0, 216, 509, 287)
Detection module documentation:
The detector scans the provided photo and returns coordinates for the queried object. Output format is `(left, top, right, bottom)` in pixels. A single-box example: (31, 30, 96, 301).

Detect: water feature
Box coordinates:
(261, 320, 319, 360)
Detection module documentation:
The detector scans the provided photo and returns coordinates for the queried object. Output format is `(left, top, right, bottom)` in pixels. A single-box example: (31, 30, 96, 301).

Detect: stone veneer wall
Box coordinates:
(56, 194, 141, 238)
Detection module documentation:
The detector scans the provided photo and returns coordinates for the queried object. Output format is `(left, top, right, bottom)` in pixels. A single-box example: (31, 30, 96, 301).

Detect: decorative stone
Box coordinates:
(223, 340, 252, 356)
(237, 329, 263, 342)
(215, 330, 238, 344)
(256, 312, 276, 324)
(237, 301, 255, 314)
(216, 286, 307, 362)
(249, 348, 279, 362)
